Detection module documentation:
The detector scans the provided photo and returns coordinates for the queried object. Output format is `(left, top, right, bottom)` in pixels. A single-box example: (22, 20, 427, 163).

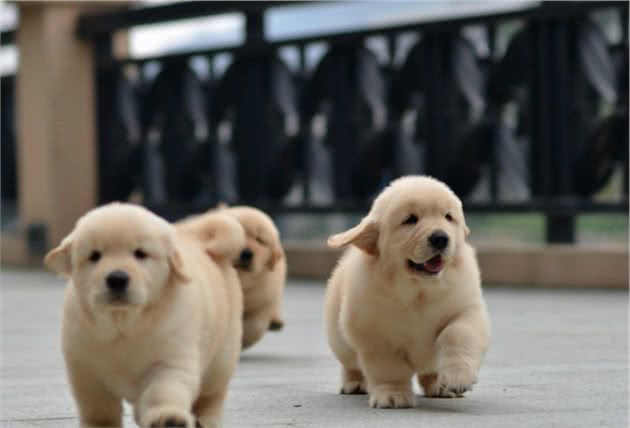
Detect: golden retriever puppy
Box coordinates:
(219, 205, 286, 350)
(44, 203, 245, 428)
(325, 176, 490, 408)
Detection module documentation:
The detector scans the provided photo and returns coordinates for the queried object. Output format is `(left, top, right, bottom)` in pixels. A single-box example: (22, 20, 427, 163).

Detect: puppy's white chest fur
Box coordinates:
(338, 248, 481, 371)
(344, 283, 449, 368)
(84, 339, 150, 401)
(63, 287, 201, 404)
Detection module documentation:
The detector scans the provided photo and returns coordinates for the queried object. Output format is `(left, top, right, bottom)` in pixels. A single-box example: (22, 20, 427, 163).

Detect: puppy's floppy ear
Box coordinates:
(178, 213, 245, 263)
(454, 202, 470, 237)
(327, 217, 379, 256)
(169, 246, 190, 283)
(44, 233, 74, 277)
(200, 214, 246, 263)
(460, 208, 470, 237)
(266, 239, 284, 270)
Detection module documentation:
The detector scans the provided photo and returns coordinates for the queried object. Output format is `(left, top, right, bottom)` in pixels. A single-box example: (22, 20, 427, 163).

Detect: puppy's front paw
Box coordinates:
(369, 386, 416, 408)
(427, 365, 477, 398)
(340, 380, 367, 395)
(142, 406, 195, 428)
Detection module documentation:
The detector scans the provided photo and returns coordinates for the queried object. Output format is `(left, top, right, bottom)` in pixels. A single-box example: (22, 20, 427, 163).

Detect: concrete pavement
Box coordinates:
(1, 269, 627, 427)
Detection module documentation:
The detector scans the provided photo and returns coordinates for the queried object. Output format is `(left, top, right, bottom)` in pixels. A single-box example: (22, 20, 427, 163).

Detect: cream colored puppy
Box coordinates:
(219, 206, 286, 350)
(45, 203, 245, 428)
(325, 176, 490, 409)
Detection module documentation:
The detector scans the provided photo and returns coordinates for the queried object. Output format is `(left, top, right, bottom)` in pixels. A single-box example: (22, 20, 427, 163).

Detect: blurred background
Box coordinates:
(0, 0, 628, 286)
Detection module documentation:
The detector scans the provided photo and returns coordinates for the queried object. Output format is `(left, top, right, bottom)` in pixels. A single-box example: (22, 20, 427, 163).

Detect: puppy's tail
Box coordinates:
(177, 212, 246, 264)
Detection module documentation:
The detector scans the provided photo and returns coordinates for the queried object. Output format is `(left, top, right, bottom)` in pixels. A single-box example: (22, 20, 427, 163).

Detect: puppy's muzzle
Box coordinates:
(407, 230, 449, 276)
(235, 248, 253, 270)
(106, 270, 129, 302)
(428, 230, 449, 250)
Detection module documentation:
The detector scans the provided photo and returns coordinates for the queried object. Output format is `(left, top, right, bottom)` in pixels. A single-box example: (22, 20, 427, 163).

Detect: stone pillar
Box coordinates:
(15, 2, 127, 252)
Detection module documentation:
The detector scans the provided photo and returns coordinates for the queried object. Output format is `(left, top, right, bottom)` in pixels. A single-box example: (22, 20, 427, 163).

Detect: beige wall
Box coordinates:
(284, 243, 629, 288)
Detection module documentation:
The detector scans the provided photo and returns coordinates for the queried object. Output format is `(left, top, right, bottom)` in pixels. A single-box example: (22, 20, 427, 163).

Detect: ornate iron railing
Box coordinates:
(72, 1, 628, 242)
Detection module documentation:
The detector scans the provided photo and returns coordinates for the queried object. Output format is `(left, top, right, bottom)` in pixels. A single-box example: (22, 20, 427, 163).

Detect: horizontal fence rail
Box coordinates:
(69, 1, 629, 242)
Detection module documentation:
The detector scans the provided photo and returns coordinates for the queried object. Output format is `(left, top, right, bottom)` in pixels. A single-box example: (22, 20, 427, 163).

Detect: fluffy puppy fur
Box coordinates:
(45, 203, 245, 428)
(219, 205, 287, 350)
(325, 176, 490, 409)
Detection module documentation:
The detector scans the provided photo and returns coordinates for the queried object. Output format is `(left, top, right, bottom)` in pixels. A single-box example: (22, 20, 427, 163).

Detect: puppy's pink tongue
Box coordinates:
(424, 255, 443, 273)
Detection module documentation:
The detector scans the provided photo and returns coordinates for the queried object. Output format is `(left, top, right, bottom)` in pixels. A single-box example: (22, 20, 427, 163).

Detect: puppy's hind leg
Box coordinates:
(242, 310, 270, 349)
(268, 317, 284, 331)
(268, 303, 284, 331)
(328, 328, 366, 394)
(268, 279, 286, 332)
(341, 367, 367, 395)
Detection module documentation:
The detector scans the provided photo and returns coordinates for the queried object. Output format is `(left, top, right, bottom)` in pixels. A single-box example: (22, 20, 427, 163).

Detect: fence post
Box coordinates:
(529, 18, 576, 243)
(14, 2, 128, 252)
(245, 10, 264, 44)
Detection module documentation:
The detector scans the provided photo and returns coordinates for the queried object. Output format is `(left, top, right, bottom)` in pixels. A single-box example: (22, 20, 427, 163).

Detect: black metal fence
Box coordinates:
(3, 1, 627, 243)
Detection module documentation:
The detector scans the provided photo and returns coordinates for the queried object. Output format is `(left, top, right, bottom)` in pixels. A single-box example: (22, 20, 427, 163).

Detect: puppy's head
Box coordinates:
(223, 206, 283, 276)
(328, 176, 469, 279)
(44, 203, 188, 312)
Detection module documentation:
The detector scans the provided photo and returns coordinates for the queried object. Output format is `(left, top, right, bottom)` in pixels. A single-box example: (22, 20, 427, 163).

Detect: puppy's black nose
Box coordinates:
(429, 231, 449, 250)
(240, 248, 253, 263)
(106, 270, 129, 293)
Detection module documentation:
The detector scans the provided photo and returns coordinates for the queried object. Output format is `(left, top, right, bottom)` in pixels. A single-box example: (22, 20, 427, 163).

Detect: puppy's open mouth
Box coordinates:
(407, 255, 444, 275)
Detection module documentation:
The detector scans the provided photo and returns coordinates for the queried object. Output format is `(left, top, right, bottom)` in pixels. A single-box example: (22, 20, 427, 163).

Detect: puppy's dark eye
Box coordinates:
(445, 213, 454, 222)
(402, 214, 418, 225)
(88, 251, 101, 263)
(134, 249, 148, 260)
(255, 237, 266, 245)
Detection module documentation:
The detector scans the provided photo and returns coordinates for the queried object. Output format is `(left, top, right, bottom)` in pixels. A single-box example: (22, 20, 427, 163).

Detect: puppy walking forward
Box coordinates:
(45, 203, 244, 428)
(325, 176, 490, 408)
(220, 206, 287, 350)
(177, 205, 287, 350)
